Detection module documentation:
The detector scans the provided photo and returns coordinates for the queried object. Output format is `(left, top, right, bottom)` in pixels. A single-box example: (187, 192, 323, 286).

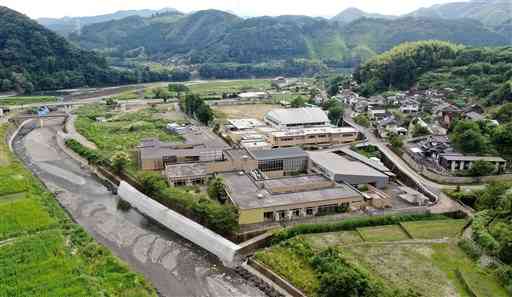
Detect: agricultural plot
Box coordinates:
(303, 231, 363, 249)
(0, 123, 157, 296)
(401, 219, 466, 239)
(212, 104, 281, 120)
(75, 104, 183, 165)
(256, 219, 508, 297)
(0, 193, 56, 240)
(187, 79, 271, 95)
(357, 225, 410, 242)
(0, 96, 57, 106)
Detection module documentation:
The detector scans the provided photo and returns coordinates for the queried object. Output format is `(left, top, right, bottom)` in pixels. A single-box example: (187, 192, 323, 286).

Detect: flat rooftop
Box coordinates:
(271, 127, 357, 137)
(221, 172, 362, 210)
(228, 118, 266, 130)
(166, 163, 208, 178)
(332, 147, 392, 174)
(248, 147, 308, 161)
(440, 154, 505, 162)
(308, 151, 389, 178)
(263, 175, 331, 189)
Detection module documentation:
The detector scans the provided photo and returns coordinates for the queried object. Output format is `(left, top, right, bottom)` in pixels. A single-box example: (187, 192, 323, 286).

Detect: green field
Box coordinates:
(74, 104, 183, 169)
(0, 96, 57, 106)
(304, 231, 363, 249)
(0, 123, 157, 297)
(186, 79, 271, 95)
(0, 193, 56, 240)
(255, 219, 508, 297)
(357, 225, 411, 242)
(401, 219, 467, 239)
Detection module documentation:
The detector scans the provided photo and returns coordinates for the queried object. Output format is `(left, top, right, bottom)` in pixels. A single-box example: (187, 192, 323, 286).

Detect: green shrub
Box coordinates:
(458, 239, 481, 260)
(65, 139, 108, 166)
(137, 172, 239, 235)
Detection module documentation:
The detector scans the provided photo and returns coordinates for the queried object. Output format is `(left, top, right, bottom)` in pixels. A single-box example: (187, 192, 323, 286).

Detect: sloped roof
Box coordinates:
(265, 107, 329, 125)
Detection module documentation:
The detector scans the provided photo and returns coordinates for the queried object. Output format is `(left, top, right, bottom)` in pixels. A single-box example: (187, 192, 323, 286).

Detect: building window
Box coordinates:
(306, 208, 314, 216)
(264, 211, 274, 222)
(318, 204, 338, 215)
(278, 211, 286, 220)
(292, 209, 301, 217)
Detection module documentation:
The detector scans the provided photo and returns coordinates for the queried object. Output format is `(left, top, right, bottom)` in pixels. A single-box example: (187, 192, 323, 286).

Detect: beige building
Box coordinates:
(268, 127, 358, 148)
(221, 172, 365, 225)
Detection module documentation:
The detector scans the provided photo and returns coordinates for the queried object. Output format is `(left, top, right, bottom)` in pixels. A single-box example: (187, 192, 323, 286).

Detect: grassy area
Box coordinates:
(357, 225, 410, 242)
(0, 123, 157, 296)
(187, 79, 271, 95)
(74, 104, 183, 169)
(0, 193, 56, 240)
(0, 96, 57, 106)
(303, 231, 363, 249)
(212, 104, 280, 120)
(401, 219, 467, 239)
(271, 93, 307, 103)
(256, 219, 508, 297)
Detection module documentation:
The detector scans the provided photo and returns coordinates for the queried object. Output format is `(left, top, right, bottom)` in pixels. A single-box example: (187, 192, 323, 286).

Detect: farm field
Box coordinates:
(357, 224, 410, 242)
(0, 96, 57, 106)
(255, 218, 508, 297)
(0, 123, 157, 297)
(401, 219, 467, 239)
(212, 104, 281, 120)
(186, 79, 271, 95)
(74, 104, 183, 168)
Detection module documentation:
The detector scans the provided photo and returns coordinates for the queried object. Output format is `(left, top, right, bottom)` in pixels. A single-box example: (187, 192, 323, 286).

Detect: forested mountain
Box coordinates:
(354, 41, 512, 105)
(0, 6, 181, 93)
(70, 10, 509, 66)
(37, 8, 180, 37)
(331, 7, 396, 24)
(408, 0, 512, 28)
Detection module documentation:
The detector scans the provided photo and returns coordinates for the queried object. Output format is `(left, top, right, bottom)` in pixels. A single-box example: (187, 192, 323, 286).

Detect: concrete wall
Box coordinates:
(401, 152, 512, 185)
(117, 181, 242, 267)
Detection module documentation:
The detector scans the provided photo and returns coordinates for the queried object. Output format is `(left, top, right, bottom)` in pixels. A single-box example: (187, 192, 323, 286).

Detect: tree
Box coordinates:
(137, 171, 168, 197)
(290, 96, 306, 108)
(412, 123, 430, 138)
(495, 103, 512, 124)
(153, 87, 172, 102)
(469, 160, 496, 176)
(493, 123, 512, 159)
(389, 134, 404, 150)
(354, 113, 370, 127)
(328, 105, 345, 126)
(111, 151, 130, 174)
(450, 120, 488, 154)
(207, 177, 226, 202)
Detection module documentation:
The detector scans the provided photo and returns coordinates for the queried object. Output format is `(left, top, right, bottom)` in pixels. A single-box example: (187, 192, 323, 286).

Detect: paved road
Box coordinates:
(13, 122, 265, 297)
(343, 109, 465, 213)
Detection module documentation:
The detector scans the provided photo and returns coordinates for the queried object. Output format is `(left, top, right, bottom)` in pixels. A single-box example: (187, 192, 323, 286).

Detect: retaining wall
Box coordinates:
(117, 181, 242, 267)
(401, 152, 512, 185)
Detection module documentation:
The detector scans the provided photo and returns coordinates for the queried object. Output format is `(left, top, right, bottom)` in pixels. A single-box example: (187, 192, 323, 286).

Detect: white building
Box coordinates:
(264, 107, 330, 129)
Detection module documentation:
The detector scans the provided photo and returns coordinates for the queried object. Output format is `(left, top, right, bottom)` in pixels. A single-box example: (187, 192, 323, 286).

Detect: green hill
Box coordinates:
(354, 41, 512, 105)
(0, 6, 185, 93)
(408, 0, 512, 28)
(69, 10, 509, 67)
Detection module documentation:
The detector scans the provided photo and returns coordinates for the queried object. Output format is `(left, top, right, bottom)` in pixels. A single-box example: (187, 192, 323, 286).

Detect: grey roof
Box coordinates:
(221, 172, 362, 210)
(440, 154, 505, 162)
(308, 151, 389, 178)
(336, 147, 392, 174)
(166, 163, 208, 178)
(265, 107, 329, 125)
(249, 147, 308, 161)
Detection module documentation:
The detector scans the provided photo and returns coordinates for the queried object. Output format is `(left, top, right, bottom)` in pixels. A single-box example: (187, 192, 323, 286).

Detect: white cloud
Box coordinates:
(0, 0, 466, 19)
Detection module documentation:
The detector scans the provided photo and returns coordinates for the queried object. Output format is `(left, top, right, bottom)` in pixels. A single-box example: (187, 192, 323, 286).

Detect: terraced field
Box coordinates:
(255, 219, 508, 297)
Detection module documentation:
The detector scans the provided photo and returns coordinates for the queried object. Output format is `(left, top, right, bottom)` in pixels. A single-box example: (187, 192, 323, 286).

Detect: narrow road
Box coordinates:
(13, 121, 265, 297)
(343, 109, 464, 213)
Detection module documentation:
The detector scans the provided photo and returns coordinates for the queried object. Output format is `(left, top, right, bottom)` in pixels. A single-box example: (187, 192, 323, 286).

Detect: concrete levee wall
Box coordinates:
(401, 152, 512, 185)
(117, 181, 242, 267)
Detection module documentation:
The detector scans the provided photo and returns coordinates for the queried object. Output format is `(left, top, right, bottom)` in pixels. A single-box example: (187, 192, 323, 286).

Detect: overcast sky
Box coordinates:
(1, 0, 466, 19)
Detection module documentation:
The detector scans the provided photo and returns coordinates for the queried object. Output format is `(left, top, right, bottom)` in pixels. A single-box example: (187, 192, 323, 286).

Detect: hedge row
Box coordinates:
(65, 138, 108, 166)
(271, 213, 452, 244)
